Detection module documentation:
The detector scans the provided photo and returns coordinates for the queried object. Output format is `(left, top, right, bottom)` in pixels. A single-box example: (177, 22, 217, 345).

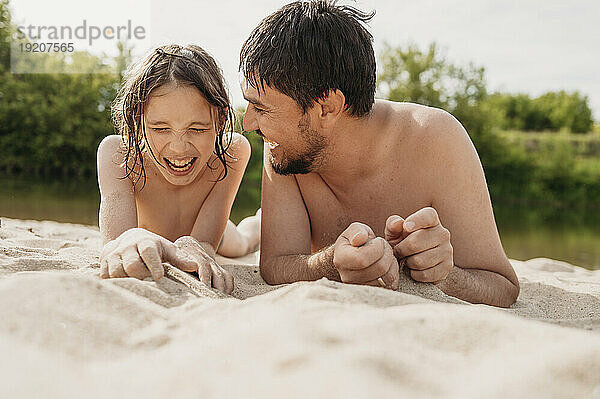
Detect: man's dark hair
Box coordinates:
(240, 0, 376, 117)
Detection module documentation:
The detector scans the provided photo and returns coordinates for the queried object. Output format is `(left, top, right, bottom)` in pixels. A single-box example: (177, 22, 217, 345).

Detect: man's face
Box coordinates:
(241, 79, 327, 175)
(143, 83, 217, 186)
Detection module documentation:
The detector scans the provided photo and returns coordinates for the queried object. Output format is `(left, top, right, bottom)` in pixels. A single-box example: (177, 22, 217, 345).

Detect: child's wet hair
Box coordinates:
(111, 44, 235, 189)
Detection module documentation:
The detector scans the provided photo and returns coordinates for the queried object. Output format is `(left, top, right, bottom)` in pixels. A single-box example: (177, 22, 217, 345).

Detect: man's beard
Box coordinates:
(270, 114, 327, 175)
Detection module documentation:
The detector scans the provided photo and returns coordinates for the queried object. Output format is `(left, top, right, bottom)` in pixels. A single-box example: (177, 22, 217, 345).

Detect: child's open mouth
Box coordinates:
(164, 157, 197, 176)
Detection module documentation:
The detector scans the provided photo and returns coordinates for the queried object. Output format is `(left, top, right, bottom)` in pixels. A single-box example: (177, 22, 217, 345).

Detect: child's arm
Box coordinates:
(97, 135, 138, 244)
(189, 133, 251, 256)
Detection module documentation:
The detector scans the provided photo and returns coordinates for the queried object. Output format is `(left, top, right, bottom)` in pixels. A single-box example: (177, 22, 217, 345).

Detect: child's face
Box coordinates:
(143, 83, 218, 186)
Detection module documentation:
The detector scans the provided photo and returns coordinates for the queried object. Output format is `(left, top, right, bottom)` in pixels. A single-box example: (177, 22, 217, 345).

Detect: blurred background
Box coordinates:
(1, 0, 598, 269)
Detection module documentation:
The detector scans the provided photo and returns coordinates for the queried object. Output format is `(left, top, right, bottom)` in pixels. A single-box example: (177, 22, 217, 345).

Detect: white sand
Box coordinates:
(1, 217, 599, 398)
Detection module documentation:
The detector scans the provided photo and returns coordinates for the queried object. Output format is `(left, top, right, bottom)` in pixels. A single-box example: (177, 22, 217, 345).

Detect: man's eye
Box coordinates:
(253, 105, 266, 114)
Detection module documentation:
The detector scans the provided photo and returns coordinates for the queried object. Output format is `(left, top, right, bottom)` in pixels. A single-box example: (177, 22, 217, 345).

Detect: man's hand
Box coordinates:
(385, 207, 454, 284)
(332, 222, 400, 290)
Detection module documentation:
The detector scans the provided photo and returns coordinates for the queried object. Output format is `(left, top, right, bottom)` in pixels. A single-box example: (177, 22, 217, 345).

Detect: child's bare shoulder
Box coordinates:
(97, 135, 134, 187)
(97, 135, 125, 167)
(225, 132, 251, 161)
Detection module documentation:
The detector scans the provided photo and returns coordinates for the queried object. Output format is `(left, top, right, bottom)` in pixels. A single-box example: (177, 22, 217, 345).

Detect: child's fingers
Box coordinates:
(162, 243, 199, 273)
(107, 254, 127, 278)
(210, 262, 226, 293)
(224, 269, 234, 294)
(174, 249, 200, 272)
(198, 262, 212, 287)
(100, 239, 119, 259)
(99, 259, 109, 279)
(122, 246, 151, 279)
(137, 240, 165, 280)
(121, 247, 152, 280)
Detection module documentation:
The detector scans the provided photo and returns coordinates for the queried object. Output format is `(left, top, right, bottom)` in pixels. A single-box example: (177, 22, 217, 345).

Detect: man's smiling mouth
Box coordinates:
(256, 131, 280, 150)
(264, 138, 279, 150)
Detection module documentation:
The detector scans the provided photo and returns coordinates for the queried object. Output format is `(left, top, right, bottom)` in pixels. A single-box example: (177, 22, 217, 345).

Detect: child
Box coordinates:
(97, 44, 260, 294)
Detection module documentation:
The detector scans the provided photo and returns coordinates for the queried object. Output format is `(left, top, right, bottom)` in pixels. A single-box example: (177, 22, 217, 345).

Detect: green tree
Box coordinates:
(484, 91, 593, 133)
(0, 0, 118, 177)
(0, 0, 13, 71)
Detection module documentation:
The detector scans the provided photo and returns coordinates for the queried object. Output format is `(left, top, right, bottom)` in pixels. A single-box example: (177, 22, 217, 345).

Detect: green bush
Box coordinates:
(484, 91, 593, 133)
(0, 0, 118, 177)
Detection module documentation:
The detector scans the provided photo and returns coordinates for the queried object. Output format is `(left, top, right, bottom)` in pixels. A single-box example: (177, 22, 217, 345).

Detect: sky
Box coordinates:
(10, 0, 600, 119)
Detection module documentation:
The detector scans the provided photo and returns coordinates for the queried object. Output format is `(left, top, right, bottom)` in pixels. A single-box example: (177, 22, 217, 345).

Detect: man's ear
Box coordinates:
(317, 89, 346, 128)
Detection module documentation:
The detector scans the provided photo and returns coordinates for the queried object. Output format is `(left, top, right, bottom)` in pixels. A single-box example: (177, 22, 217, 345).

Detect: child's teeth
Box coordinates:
(165, 157, 195, 171)
(167, 157, 193, 167)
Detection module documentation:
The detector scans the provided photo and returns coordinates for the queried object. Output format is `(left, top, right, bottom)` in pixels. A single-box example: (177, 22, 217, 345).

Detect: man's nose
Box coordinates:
(242, 105, 258, 132)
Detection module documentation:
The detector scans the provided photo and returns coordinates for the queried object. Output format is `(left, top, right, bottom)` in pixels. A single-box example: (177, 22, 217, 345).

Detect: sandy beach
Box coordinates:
(1, 217, 599, 398)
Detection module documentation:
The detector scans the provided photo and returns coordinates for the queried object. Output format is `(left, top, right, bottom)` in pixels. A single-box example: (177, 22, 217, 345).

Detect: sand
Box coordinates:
(1, 217, 599, 398)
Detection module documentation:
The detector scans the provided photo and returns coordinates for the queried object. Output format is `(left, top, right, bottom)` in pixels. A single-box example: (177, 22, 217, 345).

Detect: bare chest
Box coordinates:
(297, 171, 431, 252)
(134, 169, 213, 242)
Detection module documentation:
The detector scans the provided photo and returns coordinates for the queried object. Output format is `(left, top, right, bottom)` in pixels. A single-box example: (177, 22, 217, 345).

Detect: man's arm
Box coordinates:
(437, 266, 519, 308)
(259, 144, 340, 284)
(411, 109, 519, 307)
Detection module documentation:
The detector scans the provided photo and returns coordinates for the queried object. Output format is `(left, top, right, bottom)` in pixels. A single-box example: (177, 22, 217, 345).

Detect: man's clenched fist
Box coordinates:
(332, 222, 400, 290)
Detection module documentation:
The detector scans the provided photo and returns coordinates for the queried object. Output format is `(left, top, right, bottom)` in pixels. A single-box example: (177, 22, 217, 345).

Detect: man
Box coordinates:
(239, 0, 519, 307)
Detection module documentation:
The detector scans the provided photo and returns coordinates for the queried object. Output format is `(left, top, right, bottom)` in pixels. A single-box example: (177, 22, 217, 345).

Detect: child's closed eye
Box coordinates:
(148, 127, 210, 134)
(189, 128, 210, 134)
(149, 127, 170, 133)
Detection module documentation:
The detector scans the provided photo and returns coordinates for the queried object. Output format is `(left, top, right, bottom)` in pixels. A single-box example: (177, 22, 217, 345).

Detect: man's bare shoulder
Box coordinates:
(376, 100, 470, 151)
(376, 99, 458, 130)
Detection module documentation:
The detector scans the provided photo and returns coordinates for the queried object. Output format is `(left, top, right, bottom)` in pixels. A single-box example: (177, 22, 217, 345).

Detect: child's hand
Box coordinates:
(100, 228, 198, 281)
(174, 236, 234, 295)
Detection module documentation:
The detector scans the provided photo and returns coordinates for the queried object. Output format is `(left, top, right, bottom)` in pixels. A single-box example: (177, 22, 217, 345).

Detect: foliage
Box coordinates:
(0, 0, 12, 71)
(485, 91, 593, 133)
(0, 1, 120, 177)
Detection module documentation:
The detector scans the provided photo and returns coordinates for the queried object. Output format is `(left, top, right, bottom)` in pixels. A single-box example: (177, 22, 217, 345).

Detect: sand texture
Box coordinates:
(1, 217, 599, 398)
